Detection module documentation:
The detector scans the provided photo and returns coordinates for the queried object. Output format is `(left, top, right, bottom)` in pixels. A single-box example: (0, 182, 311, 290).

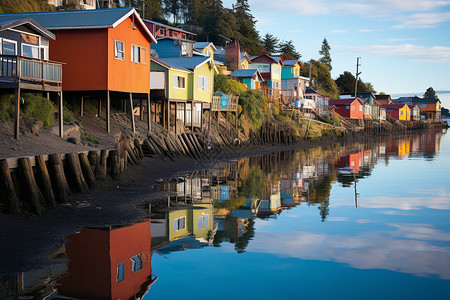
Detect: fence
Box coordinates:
(0, 55, 62, 84)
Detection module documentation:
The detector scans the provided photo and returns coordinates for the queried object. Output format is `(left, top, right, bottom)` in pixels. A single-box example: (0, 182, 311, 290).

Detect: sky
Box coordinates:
(222, 0, 450, 107)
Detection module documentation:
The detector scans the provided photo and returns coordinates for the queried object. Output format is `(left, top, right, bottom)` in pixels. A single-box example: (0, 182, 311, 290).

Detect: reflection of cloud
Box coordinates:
(356, 219, 378, 223)
(350, 44, 450, 63)
(248, 228, 450, 279)
(389, 223, 450, 241)
(380, 210, 415, 216)
(327, 217, 349, 221)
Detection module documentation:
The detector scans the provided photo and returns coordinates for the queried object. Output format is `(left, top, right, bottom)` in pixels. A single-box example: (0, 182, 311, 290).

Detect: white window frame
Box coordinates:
(174, 216, 186, 231)
(21, 43, 40, 59)
(173, 75, 186, 89)
(198, 214, 209, 229)
(198, 75, 209, 91)
(2, 38, 17, 55)
(131, 44, 147, 64)
(114, 40, 125, 61)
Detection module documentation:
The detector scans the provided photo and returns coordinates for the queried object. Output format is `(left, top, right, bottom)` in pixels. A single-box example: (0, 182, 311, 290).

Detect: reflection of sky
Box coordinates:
(147, 131, 450, 299)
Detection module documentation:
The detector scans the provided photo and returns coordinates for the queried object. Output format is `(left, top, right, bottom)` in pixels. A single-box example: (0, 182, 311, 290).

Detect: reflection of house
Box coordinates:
(57, 221, 154, 300)
(151, 204, 215, 250)
(256, 193, 282, 218)
(337, 152, 363, 174)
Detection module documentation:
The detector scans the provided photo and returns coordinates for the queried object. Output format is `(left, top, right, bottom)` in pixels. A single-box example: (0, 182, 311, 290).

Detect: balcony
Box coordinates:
(211, 95, 239, 112)
(0, 55, 62, 91)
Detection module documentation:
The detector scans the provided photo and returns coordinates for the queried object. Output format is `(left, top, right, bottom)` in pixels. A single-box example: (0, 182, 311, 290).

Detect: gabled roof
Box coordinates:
(329, 98, 363, 106)
(156, 36, 194, 43)
(408, 105, 420, 109)
(0, 8, 157, 43)
(162, 56, 214, 71)
(214, 49, 226, 56)
(375, 94, 391, 100)
(232, 69, 263, 81)
(151, 57, 192, 73)
(0, 18, 55, 40)
(194, 42, 217, 51)
(249, 54, 281, 65)
(143, 19, 196, 36)
(381, 104, 408, 109)
(282, 60, 301, 66)
(304, 87, 319, 95)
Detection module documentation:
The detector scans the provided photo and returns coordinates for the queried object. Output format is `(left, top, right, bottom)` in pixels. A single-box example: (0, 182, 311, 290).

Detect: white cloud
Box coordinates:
(394, 11, 450, 28)
(385, 38, 418, 42)
(330, 29, 348, 33)
(350, 44, 450, 63)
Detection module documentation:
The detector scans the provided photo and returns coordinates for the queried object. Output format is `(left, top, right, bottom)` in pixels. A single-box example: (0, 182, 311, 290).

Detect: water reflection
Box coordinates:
(2, 129, 449, 299)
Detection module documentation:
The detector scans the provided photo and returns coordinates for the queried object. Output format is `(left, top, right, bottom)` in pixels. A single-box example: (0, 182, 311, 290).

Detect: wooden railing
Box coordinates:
(260, 86, 280, 103)
(0, 55, 62, 84)
(211, 95, 239, 111)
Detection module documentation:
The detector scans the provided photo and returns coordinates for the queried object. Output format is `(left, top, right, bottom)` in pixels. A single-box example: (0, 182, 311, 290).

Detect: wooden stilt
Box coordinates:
(88, 151, 100, 175)
(14, 87, 20, 139)
(59, 91, 63, 138)
(19, 157, 43, 215)
(191, 102, 194, 132)
(35, 155, 56, 209)
(106, 90, 110, 133)
(79, 153, 96, 188)
(97, 150, 107, 180)
(167, 100, 171, 131)
(66, 153, 89, 193)
(0, 159, 20, 213)
(140, 99, 144, 121)
(98, 97, 102, 117)
(184, 102, 187, 132)
(49, 153, 70, 203)
(147, 93, 151, 132)
(80, 95, 84, 117)
(129, 93, 135, 133)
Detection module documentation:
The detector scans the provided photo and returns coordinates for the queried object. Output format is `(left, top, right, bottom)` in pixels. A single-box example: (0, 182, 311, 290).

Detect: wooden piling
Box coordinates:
(0, 159, 21, 213)
(19, 157, 43, 215)
(49, 153, 70, 203)
(96, 150, 107, 180)
(35, 155, 56, 209)
(66, 153, 89, 193)
(88, 151, 100, 175)
(79, 153, 96, 188)
(110, 150, 120, 179)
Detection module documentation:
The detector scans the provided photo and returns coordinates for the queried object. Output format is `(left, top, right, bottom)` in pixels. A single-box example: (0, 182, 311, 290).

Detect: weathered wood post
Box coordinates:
(49, 153, 70, 203)
(19, 157, 43, 215)
(66, 153, 89, 193)
(59, 91, 63, 138)
(0, 159, 20, 213)
(96, 150, 107, 180)
(35, 155, 56, 209)
(129, 93, 136, 133)
(106, 90, 110, 133)
(79, 153, 96, 188)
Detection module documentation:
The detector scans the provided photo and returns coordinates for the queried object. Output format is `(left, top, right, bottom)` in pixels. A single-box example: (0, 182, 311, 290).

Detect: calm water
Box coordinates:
(1, 129, 450, 299)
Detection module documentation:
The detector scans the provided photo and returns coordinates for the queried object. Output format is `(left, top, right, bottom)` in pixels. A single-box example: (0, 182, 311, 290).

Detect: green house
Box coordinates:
(150, 56, 218, 132)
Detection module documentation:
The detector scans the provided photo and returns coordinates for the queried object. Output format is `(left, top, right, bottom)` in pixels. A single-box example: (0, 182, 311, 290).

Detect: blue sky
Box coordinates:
(223, 0, 450, 106)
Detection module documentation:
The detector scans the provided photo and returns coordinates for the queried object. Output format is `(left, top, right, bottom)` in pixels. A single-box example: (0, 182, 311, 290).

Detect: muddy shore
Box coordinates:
(0, 128, 438, 275)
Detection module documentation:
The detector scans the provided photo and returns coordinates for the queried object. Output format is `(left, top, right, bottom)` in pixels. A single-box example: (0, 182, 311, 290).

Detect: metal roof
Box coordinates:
(162, 56, 212, 70)
(0, 18, 55, 40)
(412, 98, 440, 104)
(232, 69, 258, 77)
(142, 19, 197, 36)
(305, 87, 319, 95)
(381, 104, 408, 109)
(282, 60, 300, 66)
(152, 58, 192, 73)
(329, 98, 363, 105)
(193, 42, 217, 51)
(0, 8, 157, 43)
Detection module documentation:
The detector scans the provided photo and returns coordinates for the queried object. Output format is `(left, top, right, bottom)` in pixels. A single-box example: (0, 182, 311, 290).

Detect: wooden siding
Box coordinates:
(108, 17, 151, 93)
(192, 62, 213, 103)
(49, 29, 108, 91)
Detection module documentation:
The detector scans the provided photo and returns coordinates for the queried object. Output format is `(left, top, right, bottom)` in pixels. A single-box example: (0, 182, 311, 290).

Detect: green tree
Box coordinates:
(278, 40, 301, 59)
(261, 33, 279, 54)
(234, 0, 263, 54)
(301, 60, 338, 98)
(335, 71, 355, 94)
(423, 87, 436, 99)
(318, 37, 332, 70)
(139, 0, 164, 22)
(0, 0, 55, 13)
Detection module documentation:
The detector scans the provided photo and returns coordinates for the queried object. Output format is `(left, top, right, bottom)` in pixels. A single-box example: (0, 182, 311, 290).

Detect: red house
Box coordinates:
(144, 19, 196, 41)
(328, 98, 364, 119)
(57, 220, 156, 299)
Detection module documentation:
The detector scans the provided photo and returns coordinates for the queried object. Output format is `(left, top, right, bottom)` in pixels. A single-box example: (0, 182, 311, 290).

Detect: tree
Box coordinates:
(319, 37, 332, 70)
(261, 33, 279, 54)
(278, 40, 301, 59)
(301, 60, 338, 98)
(234, 0, 263, 54)
(140, 0, 164, 22)
(335, 71, 376, 95)
(424, 87, 436, 99)
(0, 0, 55, 13)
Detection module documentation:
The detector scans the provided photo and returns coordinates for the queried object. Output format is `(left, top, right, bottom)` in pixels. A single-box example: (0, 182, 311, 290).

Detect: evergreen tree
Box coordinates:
(261, 33, 279, 54)
(423, 87, 436, 99)
(234, 0, 262, 54)
(0, 0, 55, 12)
(335, 71, 376, 94)
(278, 40, 301, 59)
(319, 37, 332, 70)
(139, 0, 164, 22)
(162, 0, 181, 23)
(186, 0, 203, 25)
(301, 60, 339, 98)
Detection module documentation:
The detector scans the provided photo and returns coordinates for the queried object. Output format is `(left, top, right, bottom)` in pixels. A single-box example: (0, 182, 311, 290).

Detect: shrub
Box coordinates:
(22, 93, 55, 127)
(63, 106, 74, 123)
(239, 90, 267, 129)
(214, 74, 247, 95)
(0, 94, 15, 122)
(274, 114, 291, 122)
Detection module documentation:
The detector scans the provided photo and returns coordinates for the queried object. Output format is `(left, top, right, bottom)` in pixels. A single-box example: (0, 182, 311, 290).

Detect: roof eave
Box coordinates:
(113, 9, 157, 44)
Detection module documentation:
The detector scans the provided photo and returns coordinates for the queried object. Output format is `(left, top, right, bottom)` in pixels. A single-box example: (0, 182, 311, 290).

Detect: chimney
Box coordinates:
(225, 39, 240, 71)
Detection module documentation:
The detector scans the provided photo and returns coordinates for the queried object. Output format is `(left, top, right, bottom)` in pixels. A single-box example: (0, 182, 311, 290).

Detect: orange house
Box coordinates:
(2, 8, 157, 132)
(57, 220, 156, 299)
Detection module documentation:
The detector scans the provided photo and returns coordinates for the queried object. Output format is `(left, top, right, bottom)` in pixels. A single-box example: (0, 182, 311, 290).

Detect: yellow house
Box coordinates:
(193, 42, 216, 59)
(382, 104, 410, 121)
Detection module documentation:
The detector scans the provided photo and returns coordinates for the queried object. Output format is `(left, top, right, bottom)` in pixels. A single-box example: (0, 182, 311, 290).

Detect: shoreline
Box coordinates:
(0, 127, 446, 275)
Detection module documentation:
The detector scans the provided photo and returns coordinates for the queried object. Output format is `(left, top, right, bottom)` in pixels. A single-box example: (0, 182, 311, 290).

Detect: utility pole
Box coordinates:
(354, 57, 361, 98)
(308, 59, 312, 85)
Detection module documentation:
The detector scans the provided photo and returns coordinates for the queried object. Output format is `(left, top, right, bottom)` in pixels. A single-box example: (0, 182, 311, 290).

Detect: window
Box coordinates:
(159, 28, 164, 35)
(131, 254, 142, 272)
(346, 105, 350, 109)
(174, 216, 186, 231)
(174, 75, 186, 89)
(422, 104, 428, 108)
(198, 75, 209, 91)
(114, 40, 124, 60)
(173, 32, 178, 38)
(131, 45, 147, 64)
(2, 40, 16, 55)
(359, 106, 363, 111)
(181, 43, 188, 56)
(22, 44, 40, 58)
(400, 110, 404, 115)
(182, 34, 186, 39)
(198, 214, 209, 229)
(117, 262, 125, 282)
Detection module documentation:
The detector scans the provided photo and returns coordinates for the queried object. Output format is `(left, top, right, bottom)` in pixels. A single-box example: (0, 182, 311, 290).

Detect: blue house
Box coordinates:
(151, 36, 194, 58)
